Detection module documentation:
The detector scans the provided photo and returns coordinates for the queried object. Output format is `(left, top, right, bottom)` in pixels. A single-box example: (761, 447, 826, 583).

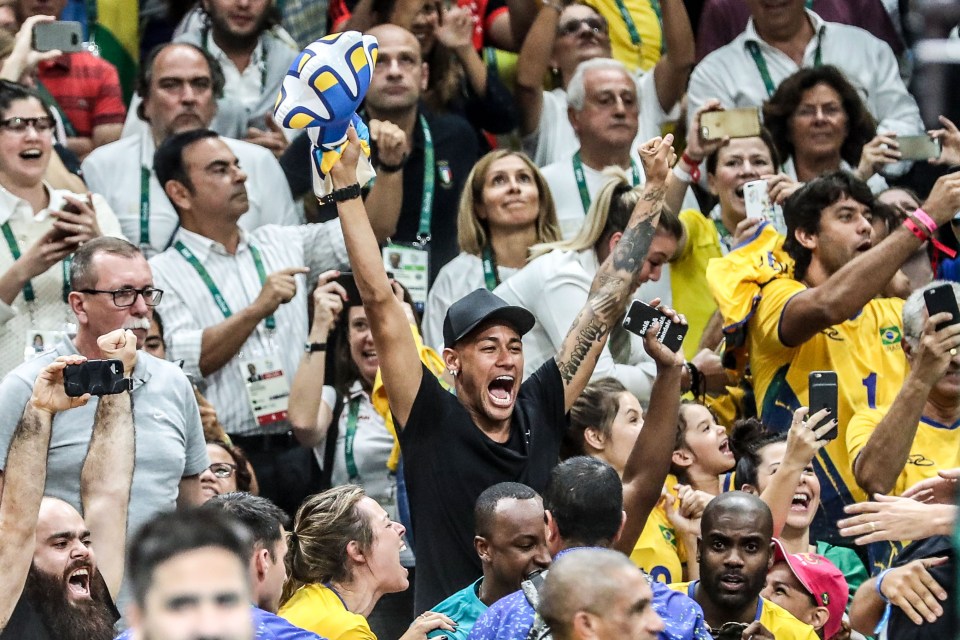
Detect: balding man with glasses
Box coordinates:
(0, 236, 209, 617)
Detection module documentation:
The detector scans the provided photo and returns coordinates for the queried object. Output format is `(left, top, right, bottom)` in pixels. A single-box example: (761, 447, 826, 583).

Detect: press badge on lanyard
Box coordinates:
(239, 354, 291, 426)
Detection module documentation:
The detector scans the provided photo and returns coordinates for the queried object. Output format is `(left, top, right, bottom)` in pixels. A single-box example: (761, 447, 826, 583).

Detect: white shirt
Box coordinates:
(687, 11, 923, 139)
(493, 248, 659, 403)
(204, 35, 265, 111)
(149, 223, 348, 436)
(780, 156, 889, 194)
(0, 185, 122, 377)
(81, 131, 302, 258)
(523, 68, 674, 168)
(422, 252, 520, 352)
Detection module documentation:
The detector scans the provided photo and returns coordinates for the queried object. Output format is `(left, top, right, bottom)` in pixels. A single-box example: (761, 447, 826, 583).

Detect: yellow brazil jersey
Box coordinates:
(746, 278, 906, 530)
(580, 0, 662, 72)
(847, 408, 960, 497)
(671, 209, 724, 360)
(630, 478, 687, 584)
(279, 583, 377, 640)
(668, 582, 818, 640)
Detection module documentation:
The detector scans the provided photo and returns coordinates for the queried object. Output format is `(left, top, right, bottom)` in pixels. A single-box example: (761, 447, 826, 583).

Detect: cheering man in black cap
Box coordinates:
(327, 127, 681, 614)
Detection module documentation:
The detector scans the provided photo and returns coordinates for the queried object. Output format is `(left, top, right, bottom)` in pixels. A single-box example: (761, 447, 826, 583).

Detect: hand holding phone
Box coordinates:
(63, 359, 131, 397)
(32, 21, 83, 53)
(923, 283, 960, 331)
(808, 371, 838, 440)
(622, 300, 689, 353)
(700, 107, 761, 141)
(896, 134, 942, 161)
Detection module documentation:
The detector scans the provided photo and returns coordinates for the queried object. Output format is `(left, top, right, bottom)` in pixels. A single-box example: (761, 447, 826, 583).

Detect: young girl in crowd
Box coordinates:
(671, 401, 737, 496)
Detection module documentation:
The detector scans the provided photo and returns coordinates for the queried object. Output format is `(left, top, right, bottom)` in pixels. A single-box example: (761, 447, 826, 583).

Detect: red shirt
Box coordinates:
(37, 52, 126, 138)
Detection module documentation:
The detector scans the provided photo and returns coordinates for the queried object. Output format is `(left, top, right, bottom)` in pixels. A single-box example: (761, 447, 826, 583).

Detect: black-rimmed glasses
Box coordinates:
(78, 287, 164, 307)
(0, 116, 56, 134)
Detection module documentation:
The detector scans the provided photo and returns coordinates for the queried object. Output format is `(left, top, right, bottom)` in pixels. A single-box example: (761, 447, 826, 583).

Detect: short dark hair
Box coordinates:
(154, 128, 220, 192)
(762, 65, 876, 168)
(69, 237, 143, 291)
(705, 127, 781, 176)
(701, 491, 773, 539)
(729, 417, 788, 490)
(543, 457, 622, 547)
(204, 492, 289, 560)
(474, 482, 539, 537)
(0, 80, 54, 121)
(127, 508, 253, 607)
(136, 42, 225, 121)
(783, 170, 874, 281)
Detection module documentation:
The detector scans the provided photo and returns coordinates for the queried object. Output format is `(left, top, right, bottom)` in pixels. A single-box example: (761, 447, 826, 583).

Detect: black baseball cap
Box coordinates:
(442, 289, 536, 348)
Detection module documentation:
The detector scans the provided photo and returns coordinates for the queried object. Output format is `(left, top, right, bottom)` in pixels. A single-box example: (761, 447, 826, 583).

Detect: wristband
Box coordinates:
(912, 207, 938, 236)
(377, 154, 408, 173)
(685, 362, 703, 398)
(904, 213, 958, 258)
(875, 568, 893, 602)
(680, 152, 702, 182)
(672, 163, 693, 183)
(320, 183, 362, 205)
(304, 342, 327, 353)
(903, 217, 928, 241)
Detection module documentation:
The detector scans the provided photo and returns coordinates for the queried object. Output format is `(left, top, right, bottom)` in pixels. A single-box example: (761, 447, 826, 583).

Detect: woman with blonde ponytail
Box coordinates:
(279, 486, 455, 640)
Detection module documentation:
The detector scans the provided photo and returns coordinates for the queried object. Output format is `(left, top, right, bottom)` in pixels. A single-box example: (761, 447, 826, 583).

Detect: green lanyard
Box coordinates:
(1, 222, 72, 303)
(33, 80, 77, 138)
(481, 245, 499, 291)
(139, 165, 151, 247)
(612, 0, 664, 53)
(201, 28, 268, 89)
(344, 397, 361, 482)
(745, 28, 824, 98)
(173, 240, 276, 330)
(572, 152, 641, 214)
(417, 114, 435, 245)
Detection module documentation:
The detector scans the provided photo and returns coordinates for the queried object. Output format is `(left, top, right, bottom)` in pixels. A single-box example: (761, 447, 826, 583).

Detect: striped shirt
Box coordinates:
(150, 223, 347, 436)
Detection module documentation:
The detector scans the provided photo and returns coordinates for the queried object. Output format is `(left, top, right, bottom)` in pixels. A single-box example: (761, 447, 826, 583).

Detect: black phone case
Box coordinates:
(808, 371, 839, 440)
(335, 272, 361, 306)
(924, 283, 960, 332)
(63, 359, 126, 397)
(621, 300, 688, 352)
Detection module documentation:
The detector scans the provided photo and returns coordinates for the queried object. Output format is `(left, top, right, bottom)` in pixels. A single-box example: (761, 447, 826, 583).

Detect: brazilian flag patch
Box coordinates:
(659, 525, 677, 548)
(880, 326, 902, 345)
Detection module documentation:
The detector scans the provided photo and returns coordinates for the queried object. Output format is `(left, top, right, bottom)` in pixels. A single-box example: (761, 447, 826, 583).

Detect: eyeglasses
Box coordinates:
(207, 462, 237, 479)
(0, 116, 56, 134)
(794, 104, 844, 120)
(78, 287, 164, 307)
(557, 17, 607, 37)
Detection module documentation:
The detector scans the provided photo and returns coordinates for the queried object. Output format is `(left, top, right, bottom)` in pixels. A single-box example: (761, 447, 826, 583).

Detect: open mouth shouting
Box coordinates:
(488, 375, 516, 408)
(66, 566, 92, 599)
(790, 492, 811, 512)
(719, 437, 734, 459)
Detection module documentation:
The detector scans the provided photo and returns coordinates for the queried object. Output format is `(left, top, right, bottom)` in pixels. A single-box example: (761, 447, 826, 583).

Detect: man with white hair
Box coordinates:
(848, 280, 960, 498)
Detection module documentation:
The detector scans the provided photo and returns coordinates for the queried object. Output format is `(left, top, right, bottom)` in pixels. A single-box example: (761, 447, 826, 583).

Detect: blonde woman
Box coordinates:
(422, 150, 560, 352)
(493, 170, 683, 404)
(280, 486, 454, 640)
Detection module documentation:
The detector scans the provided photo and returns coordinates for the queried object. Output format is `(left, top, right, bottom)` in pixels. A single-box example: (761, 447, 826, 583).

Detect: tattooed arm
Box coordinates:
(555, 135, 675, 411)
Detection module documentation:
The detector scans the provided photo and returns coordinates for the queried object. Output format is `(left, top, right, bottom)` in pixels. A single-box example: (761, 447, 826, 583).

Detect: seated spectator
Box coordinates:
(671, 401, 736, 496)
(124, 509, 257, 640)
(515, 1, 693, 168)
(281, 485, 454, 638)
(761, 541, 850, 640)
(0, 80, 123, 377)
(0, 338, 134, 640)
(686, 0, 923, 147)
(763, 65, 896, 194)
(538, 548, 665, 640)
(732, 415, 867, 600)
(669, 491, 819, 639)
(423, 150, 561, 351)
(82, 42, 299, 257)
(331, 122, 675, 612)
(493, 173, 687, 403)
(201, 439, 256, 502)
(428, 483, 550, 639)
(15, 0, 126, 158)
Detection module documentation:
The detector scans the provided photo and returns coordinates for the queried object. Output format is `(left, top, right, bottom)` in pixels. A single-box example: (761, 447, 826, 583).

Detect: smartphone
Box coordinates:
(335, 272, 361, 305)
(743, 180, 775, 220)
(63, 359, 128, 397)
(32, 21, 84, 53)
(897, 135, 942, 161)
(808, 371, 838, 440)
(700, 107, 761, 141)
(622, 300, 688, 352)
(712, 622, 748, 640)
(924, 282, 960, 331)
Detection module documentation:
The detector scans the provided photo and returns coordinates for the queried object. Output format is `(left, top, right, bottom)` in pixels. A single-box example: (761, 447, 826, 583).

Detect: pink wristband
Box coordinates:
(903, 217, 927, 241)
(912, 207, 938, 235)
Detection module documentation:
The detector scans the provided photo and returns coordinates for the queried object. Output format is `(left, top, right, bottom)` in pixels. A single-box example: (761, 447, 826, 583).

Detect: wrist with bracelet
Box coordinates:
(684, 361, 705, 399)
(377, 154, 408, 173)
(902, 207, 957, 258)
(320, 183, 362, 205)
(673, 152, 702, 183)
(875, 568, 893, 602)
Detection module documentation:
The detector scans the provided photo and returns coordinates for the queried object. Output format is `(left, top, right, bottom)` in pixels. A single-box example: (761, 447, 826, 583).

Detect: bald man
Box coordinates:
(669, 492, 818, 640)
(539, 549, 664, 640)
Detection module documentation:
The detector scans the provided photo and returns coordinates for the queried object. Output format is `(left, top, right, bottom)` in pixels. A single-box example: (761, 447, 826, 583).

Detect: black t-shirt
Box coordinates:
(398, 359, 567, 614)
(886, 535, 954, 639)
(1, 597, 52, 640)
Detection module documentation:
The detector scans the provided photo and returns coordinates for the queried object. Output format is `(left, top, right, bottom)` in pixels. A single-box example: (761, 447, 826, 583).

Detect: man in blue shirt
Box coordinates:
(468, 457, 712, 640)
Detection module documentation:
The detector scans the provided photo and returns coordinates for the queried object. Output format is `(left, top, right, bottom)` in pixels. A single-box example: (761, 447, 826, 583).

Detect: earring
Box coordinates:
(449, 369, 458, 376)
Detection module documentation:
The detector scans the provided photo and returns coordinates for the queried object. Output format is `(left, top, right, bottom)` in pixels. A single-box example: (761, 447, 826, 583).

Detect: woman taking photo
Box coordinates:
(280, 485, 454, 640)
(423, 150, 560, 351)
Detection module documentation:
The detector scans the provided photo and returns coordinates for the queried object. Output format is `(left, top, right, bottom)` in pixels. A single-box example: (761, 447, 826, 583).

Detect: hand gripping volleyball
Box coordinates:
(273, 31, 378, 198)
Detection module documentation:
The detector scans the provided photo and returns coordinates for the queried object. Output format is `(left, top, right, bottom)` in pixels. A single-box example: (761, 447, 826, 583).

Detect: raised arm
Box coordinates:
(555, 135, 674, 410)
(0, 355, 91, 631)
(614, 304, 685, 555)
(651, 0, 695, 113)
(779, 172, 960, 346)
(854, 315, 960, 496)
(80, 329, 137, 600)
(330, 127, 423, 427)
(514, 1, 559, 136)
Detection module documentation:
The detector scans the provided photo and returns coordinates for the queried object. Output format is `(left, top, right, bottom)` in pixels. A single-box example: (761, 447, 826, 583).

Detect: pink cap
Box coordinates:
(772, 539, 849, 639)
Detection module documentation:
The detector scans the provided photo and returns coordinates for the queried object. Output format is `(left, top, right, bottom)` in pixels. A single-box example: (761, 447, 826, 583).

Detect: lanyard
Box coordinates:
(344, 396, 361, 481)
(572, 152, 641, 214)
(2, 222, 72, 302)
(173, 240, 276, 330)
(481, 245, 499, 291)
(139, 165, 151, 247)
(745, 28, 823, 98)
(417, 114, 435, 244)
(201, 28, 268, 89)
(612, 0, 663, 52)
